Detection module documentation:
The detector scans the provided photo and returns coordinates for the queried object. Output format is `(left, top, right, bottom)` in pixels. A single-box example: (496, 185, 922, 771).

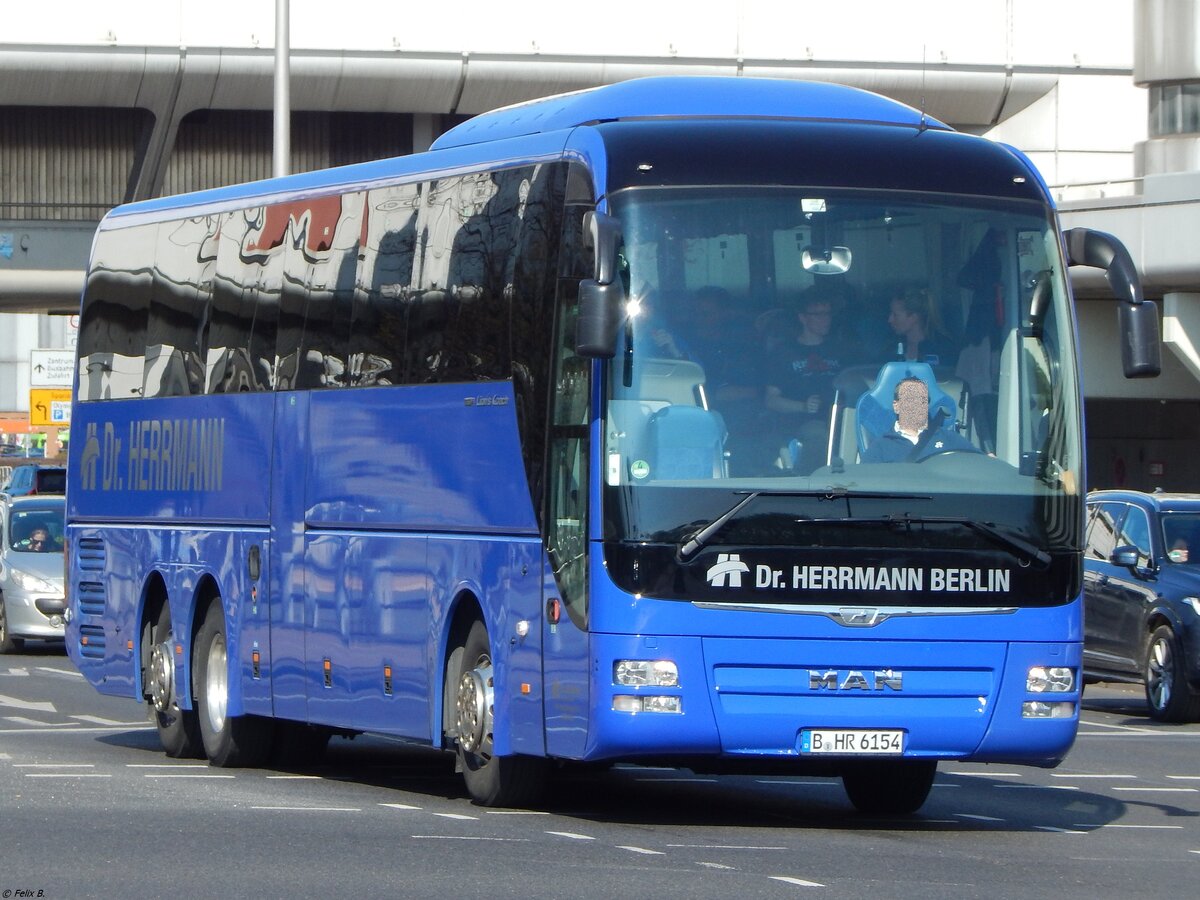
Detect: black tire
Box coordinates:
(193, 600, 274, 767)
(454, 620, 547, 807)
(841, 759, 937, 815)
(148, 604, 203, 758)
(0, 594, 26, 654)
(1144, 625, 1200, 723)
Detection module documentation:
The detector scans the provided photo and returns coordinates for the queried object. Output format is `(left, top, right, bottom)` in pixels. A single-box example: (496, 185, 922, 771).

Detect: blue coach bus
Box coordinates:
(65, 77, 1158, 813)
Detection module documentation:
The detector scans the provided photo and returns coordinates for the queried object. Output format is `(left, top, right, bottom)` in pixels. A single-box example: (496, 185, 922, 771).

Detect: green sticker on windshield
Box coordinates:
(630, 460, 650, 480)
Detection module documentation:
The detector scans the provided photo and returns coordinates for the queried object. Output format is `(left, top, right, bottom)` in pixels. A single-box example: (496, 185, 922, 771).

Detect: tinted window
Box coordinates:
(351, 182, 421, 385)
(143, 218, 212, 397)
(77, 225, 153, 401)
(207, 211, 259, 393)
(1118, 505, 1153, 566)
(1085, 502, 1125, 561)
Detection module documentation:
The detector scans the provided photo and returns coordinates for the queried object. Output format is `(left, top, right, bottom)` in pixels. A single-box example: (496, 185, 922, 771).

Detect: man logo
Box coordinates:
(707, 553, 750, 588)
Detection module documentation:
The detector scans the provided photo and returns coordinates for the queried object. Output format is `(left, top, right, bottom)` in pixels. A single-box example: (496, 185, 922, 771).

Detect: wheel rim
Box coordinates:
(149, 638, 175, 713)
(204, 631, 228, 734)
(455, 656, 494, 757)
(1147, 636, 1174, 712)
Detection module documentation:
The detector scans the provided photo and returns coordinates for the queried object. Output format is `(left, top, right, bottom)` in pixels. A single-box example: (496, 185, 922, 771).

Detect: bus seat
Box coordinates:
(646, 405, 726, 479)
(636, 357, 706, 406)
(856, 361, 957, 455)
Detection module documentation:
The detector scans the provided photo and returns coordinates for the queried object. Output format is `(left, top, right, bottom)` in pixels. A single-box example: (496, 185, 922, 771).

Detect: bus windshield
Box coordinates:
(602, 187, 1082, 601)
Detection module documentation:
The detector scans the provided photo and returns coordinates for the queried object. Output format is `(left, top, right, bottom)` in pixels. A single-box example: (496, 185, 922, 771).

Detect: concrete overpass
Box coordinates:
(2, 0, 1198, 489)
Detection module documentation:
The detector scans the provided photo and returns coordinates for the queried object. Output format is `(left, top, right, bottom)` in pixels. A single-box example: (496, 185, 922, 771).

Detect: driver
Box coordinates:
(861, 376, 978, 463)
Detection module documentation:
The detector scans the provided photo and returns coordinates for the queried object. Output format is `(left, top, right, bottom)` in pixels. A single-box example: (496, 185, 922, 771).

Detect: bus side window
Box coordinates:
(207, 211, 261, 394)
(77, 226, 153, 401)
(351, 183, 420, 386)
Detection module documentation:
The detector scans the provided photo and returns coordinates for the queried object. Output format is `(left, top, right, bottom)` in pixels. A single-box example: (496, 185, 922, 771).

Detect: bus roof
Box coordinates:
(432, 76, 949, 150)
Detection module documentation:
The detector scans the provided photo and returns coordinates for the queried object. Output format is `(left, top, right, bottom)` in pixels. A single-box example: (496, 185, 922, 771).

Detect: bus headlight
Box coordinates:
(1023, 701, 1075, 718)
(612, 695, 682, 714)
(1027, 666, 1075, 693)
(614, 660, 679, 687)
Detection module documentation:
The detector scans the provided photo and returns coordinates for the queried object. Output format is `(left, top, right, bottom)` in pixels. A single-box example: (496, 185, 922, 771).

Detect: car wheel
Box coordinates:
(147, 603, 203, 758)
(193, 600, 274, 767)
(1144, 625, 1200, 723)
(0, 594, 26, 654)
(454, 619, 548, 807)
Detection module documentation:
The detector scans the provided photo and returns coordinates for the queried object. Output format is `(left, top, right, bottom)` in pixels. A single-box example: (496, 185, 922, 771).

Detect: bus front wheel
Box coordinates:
(193, 601, 274, 767)
(147, 603, 202, 758)
(841, 759, 937, 815)
(454, 620, 547, 807)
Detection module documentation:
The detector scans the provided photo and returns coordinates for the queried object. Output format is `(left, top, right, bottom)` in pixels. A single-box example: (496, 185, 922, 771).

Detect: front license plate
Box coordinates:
(800, 729, 905, 755)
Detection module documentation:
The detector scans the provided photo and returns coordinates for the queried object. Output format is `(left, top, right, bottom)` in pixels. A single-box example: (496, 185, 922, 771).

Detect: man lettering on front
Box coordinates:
(861, 376, 977, 463)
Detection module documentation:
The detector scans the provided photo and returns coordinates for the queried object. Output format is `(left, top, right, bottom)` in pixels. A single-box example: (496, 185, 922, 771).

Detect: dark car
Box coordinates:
(1083, 489, 1200, 722)
(0, 464, 66, 502)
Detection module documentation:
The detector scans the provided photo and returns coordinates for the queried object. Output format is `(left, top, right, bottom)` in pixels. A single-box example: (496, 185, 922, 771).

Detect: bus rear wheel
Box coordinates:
(193, 601, 274, 767)
(147, 603, 202, 758)
(454, 620, 547, 807)
(841, 759, 937, 815)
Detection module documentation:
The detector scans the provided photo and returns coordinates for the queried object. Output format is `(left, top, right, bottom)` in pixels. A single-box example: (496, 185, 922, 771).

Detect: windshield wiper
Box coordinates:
(676, 487, 931, 562)
(883, 513, 1051, 568)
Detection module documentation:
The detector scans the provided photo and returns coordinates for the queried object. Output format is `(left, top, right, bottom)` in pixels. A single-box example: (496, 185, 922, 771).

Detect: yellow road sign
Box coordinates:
(30, 388, 72, 427)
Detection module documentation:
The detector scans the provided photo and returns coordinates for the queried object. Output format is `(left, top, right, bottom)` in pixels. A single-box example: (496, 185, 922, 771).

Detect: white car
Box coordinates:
(0, 495, 67, 653)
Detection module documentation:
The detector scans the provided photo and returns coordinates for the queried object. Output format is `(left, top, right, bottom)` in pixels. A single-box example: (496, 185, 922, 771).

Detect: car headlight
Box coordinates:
(10, 569, 59, 594)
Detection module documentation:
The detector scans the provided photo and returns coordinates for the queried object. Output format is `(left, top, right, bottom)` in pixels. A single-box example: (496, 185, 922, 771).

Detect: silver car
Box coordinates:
(0, 496, 67, 652)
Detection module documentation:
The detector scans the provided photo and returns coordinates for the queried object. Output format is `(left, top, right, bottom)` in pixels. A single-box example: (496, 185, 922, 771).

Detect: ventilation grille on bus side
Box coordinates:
(76, 538, 106, 617)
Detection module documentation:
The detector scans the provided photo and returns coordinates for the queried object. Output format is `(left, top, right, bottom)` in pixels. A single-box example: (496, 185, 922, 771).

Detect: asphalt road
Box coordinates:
(2, 644, 1198, 899)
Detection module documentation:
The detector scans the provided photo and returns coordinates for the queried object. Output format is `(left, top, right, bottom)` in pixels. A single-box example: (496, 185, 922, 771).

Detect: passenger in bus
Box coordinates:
(886, 288, 954, 368)
(764, 289, 848, 472)
(861, 376, 977, 463)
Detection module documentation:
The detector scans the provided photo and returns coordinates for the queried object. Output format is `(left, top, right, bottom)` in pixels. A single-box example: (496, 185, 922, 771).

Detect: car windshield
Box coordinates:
(6, 503, 66, 553)
(1161, 512, 1200, 564)
(601, 186, 1082, 603)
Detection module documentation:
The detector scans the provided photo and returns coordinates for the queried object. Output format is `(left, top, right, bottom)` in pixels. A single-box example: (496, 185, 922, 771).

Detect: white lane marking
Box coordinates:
(995, 784, 1079, 791)
(945, 770, 1023, 778)
(15, 763, 95, 768)
(0, 725, 153, 735)
(411, 835, 529, 842)
(433, 813, 478, 820)
(1166, 775, 1200, 780)
(770, 876, 825, 887)
(127, 764, 207, 769)
(1034, 826, 1086, 834)
(698, 862, 736, 870)
(1072, 823, 1184, 830)
(24, 773, 111, 778)
(0, 693, 56, 712)
(2, 667, 30, 677)
(1051, 773, 1138, 779)
(72, 715, 147, 726)
(267, 775, 321, 780)
(618, 846, 666, 855)
(1113, 786, 1198, 793)
(3, 717, 70, 727)
(756, 780, 833, 787)
(956, 814, 1006, 822)
(485, 810, 550, 815)
(144, 773, 235, 779)
(668, 844, 786, 850)
(36, 666, 84, 679)
(379, 803, 423, 810)
(547, 831, 594, 840)
(252, 806, 362, 811)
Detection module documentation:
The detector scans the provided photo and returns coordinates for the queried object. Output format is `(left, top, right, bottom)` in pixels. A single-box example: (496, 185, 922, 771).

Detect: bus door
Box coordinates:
(541, 313, 592, 758)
